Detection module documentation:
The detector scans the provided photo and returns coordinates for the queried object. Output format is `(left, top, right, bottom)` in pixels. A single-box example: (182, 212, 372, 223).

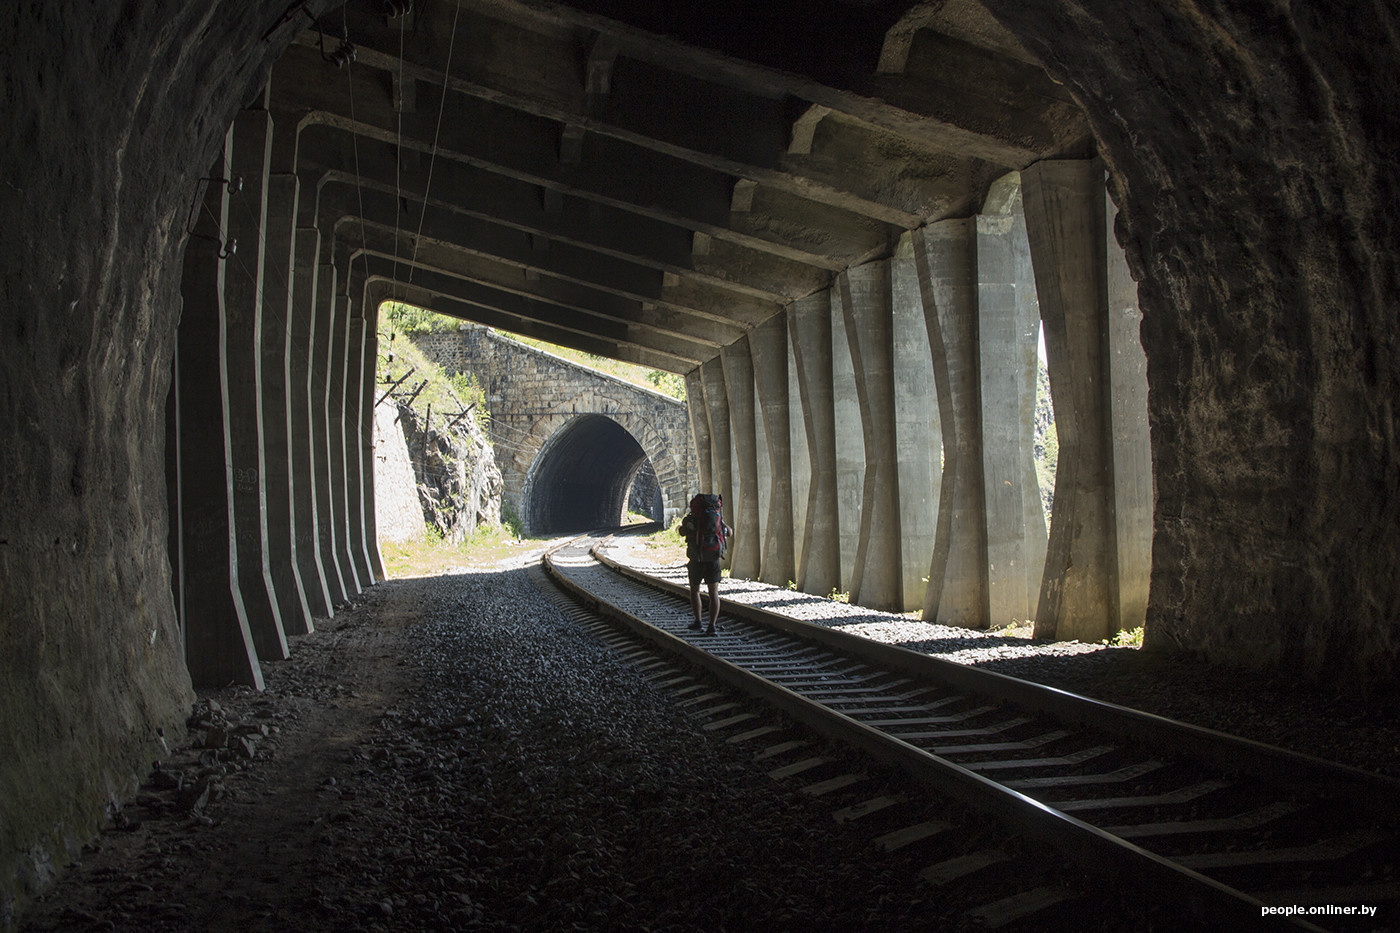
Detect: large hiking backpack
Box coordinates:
(689, 493, 727, 561)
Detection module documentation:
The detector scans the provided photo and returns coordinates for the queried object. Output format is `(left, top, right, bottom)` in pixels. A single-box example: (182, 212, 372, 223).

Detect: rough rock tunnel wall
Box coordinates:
(977, 0, 1400, 679)
(0, 0, 340, 918)
(1, 0, 1398, 921)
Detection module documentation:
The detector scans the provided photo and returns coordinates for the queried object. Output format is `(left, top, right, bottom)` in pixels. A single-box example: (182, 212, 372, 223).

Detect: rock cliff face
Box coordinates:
(980, 0, 1400, 680)
(373, 404, 427, 544)
(396, 403, 503, 544)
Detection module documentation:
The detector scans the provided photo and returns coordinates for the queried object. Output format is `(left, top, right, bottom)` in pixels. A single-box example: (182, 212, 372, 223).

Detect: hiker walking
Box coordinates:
(678, 493, 732, 635)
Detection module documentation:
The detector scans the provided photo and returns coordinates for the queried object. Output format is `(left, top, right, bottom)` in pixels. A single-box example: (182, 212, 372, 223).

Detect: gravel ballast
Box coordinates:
(19, 566, 952, 932)
(618, 545, 1400, 780)
(18, 551, 1400, 932)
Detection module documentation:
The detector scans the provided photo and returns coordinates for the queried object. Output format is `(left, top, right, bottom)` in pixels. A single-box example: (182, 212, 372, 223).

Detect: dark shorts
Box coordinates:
(688, 560, 722, 587)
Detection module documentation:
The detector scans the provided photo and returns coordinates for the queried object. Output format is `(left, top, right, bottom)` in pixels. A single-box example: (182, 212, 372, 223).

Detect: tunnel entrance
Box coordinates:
(521, 414, 653, 534)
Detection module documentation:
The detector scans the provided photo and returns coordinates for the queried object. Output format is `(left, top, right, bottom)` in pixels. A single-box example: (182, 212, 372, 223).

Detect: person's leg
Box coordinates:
(688, 563, 704, 629)
(705, 571, 721, 633)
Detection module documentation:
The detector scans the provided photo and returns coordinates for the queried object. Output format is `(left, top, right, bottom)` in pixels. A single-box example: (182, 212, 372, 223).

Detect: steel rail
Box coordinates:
(542, 538, 1338, 931)
(595, 547, 1400, 821)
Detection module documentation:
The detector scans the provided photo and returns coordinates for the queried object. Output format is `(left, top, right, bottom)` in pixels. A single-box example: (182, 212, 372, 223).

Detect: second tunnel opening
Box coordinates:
(522, 413, 653, 535)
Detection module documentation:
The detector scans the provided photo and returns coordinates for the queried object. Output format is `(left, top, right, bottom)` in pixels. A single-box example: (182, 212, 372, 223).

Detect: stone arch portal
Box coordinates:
(521, 414, 667, 534)
(407, 327, 697, 536)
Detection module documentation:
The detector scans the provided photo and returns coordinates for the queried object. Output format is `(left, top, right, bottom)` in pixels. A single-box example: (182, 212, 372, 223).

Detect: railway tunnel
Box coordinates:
(405, 322, 697, 534)
(2, 0, 1399, 918)
(521, 413, 655, 535)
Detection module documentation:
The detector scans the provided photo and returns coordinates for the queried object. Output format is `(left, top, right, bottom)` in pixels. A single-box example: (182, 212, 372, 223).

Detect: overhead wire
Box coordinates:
(224, 189, 354, 411)
(389, 9, 408, 299)
(408, 0, 463, 284)
(211, 6, 659, 535)
(199, 197, 378, 550)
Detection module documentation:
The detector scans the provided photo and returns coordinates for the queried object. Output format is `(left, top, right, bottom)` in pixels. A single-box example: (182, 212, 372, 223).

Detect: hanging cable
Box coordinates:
(408, 0, 463, 284)
(342, 5, 374, 295)
(185, 175, 243, 258)
(318, 25, 357, 67)
(389, 11, 408, 300)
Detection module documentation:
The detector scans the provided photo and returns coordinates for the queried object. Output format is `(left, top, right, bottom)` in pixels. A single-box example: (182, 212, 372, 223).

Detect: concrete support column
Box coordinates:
(266, 95, 329, 622)
(722, 337, 762, 580)
(314, 264, 347, 606)
(260, 169, 313, 636)
(175, 137, 263, 688)
(831, 284, 863, 592)
(700, 357, 735, 545)
(915, 220, 989, 627)
(685, 369, 713, 494)
(786, 328, 810, 578)
(891, 245, 939, 611)
(839, 264, 903, 611)
(788, 290, 841, 597)
(1106, 196, 1154, 634)
(329, 290, 363, 595)
(358, 298, 385, 581)
(1022, 159, 1119, 642)
(225, 109, 288, 661)
(751, 312, 796, 587)
(976, 178, 1048, 626)
(290, 228, 333, 617)
(343, 298, 374, 588)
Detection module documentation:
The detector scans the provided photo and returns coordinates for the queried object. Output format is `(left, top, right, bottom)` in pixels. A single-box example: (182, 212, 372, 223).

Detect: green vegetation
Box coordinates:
(500, 330, 687, 401)
(500, 500, 524, 539)
(377, 303, 487, 431)
(628, 514, 687, 565)
(379, 522, 545, 579)
(990, 619, 1035, 639)
(827, 588, 851, 604)
(377, 300, 687, 402)
(379, 301, 461, 335)
(645, 369, 686, 399)
(1104, 626, 1145, 648)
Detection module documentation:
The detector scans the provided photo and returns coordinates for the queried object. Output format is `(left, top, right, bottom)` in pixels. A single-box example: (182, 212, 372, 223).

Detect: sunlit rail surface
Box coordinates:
(542, 532, 1400, 931)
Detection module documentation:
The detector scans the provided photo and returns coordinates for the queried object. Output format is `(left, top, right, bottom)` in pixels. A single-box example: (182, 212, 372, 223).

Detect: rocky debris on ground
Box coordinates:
(18, 548, 1398, 932)
(17, 568, 973, 932)
(100, 695, 286, 837)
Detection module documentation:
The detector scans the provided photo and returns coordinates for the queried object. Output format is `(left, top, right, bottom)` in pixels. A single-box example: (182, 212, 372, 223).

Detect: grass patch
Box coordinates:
(378, 302, 488, 431)
(989, 620, 1035, 639)
(628, 515, 687, 566)
(500, 331, 686, 400)
(1103, 626, 1145, 648)
(379, 523, 546, 579)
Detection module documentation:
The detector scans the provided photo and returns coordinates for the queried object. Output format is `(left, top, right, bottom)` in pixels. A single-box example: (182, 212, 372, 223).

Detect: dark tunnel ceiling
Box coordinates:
(525, 414, 648, 533)
(277, 0, 1090, 374)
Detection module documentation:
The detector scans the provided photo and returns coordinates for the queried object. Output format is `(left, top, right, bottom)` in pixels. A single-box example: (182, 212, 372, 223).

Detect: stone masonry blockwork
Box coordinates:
(411, 326, 696, 529)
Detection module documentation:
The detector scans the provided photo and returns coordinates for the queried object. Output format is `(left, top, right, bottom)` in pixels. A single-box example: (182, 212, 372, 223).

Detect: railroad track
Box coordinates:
(543, 533, 1400, 931)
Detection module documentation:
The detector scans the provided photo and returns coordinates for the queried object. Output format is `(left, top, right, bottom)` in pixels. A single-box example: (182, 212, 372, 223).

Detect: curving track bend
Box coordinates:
(543, 533, 1400, 931)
